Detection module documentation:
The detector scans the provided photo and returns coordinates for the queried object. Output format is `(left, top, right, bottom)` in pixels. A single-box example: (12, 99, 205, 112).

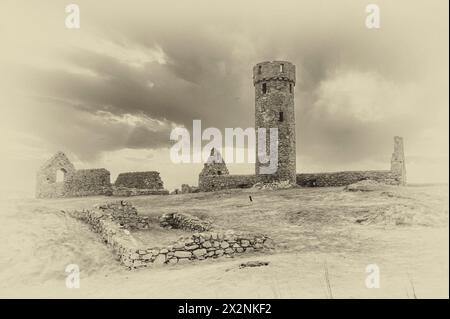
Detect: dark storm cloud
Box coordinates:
(12, 0, 448, 166)
(26, 39, 255, 125)
(19, 96, 172, 161)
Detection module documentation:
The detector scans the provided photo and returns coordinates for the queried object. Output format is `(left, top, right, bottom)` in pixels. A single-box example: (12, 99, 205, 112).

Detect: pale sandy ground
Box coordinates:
(0, 185, 448, 298)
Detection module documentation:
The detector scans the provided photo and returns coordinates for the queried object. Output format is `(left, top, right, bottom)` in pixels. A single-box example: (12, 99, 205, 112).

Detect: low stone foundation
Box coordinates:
(68, 201, 272, 269)
(112, 186, 169, 197)
(95, 201, 154, 230)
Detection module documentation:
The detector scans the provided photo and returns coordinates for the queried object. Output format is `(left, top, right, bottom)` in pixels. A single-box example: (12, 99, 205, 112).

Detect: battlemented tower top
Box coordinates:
(253, 61, 296, 85)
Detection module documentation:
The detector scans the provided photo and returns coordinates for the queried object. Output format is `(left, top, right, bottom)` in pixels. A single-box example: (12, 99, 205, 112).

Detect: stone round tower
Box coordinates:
(253, 61, 296, 184)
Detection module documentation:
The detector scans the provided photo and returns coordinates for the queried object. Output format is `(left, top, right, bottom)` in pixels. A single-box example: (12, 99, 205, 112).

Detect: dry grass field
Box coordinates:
(0, 184, 447, 298)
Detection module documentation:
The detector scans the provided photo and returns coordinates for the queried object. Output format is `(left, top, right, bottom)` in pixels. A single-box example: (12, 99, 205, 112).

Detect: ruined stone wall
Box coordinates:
(92, 201, 153, 229)
(36, 152, 76, 198)
(296, 170, 402, 187)
(69, 201, 272, 269)
(181, 184, 192, 194)
(198, 135, 407, 191)
(296, 137, 406, 187)
(36, 182, 66, 199)
(199, 175, 256, 192)
(199, 148, 229, 177)
(112, 187, 169, 196)
(114, 171, 164, 190)
(254, 61, 296, 184)
(199, 173, 292, 192)
(112, 171, 168, 196)
(70, 208, 141, 265)
(65, 169, 112, 197)
(391, 136, 406, 185)
(199, 162, 229, 176)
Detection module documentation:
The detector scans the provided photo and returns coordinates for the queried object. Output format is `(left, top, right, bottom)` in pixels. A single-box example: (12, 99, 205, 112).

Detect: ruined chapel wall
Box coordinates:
(69, 201, 272, 269)
(36, 182, 66, 199)
(36, 152, 76, 198)
(199, 174, 257, 192)
(64, 169, 112, 197)
(296, 170, 402, 187)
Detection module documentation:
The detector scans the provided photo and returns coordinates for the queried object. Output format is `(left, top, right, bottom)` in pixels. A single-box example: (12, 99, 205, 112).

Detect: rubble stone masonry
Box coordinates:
(115, 171, 165, 190)
(36, 153, 168, 198)
(254, 61, 296, 184)
(36, 152, 111, 198)
(69, 201, 272, 269)
(296, 170, 402, 187)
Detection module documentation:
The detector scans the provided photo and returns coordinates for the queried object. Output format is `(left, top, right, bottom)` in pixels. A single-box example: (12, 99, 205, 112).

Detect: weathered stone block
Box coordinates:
(174, 251, 192, 258)
(220, 242, 230, 249)
(241, 240, 250, 247)
(215, 249, 224, 256)
(154, 254, 166, 265)
(193, 249, 207, 257)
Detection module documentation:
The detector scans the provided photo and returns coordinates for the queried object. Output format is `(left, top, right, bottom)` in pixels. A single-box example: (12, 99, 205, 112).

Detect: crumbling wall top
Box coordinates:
(253, 61, 296, 85)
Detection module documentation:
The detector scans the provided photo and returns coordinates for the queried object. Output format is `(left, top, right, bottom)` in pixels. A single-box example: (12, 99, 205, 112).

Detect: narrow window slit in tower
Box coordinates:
(289, 83, 292, 93)
(258, 65, 262, 74)
(262, 83, 267, 94)
(279, 111, 284, 122)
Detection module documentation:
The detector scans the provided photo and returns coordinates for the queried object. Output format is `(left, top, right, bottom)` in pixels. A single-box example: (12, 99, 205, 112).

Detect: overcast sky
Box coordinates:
(0, 0, 448, 195)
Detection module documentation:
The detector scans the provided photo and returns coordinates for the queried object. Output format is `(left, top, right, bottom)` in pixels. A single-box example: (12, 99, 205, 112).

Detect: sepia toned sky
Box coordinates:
(0, 0, 448, 195)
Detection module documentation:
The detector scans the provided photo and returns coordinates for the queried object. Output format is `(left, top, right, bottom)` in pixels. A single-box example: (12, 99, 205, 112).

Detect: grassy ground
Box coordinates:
(0, 184, 448, 298)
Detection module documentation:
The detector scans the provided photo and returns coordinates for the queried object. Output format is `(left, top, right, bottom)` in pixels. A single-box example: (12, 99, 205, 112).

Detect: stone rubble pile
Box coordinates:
(239, 260, 270, 268)
(68, 201, 272, 269)
(252, 180, 293, 190)
(159, 212, 212, 232)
